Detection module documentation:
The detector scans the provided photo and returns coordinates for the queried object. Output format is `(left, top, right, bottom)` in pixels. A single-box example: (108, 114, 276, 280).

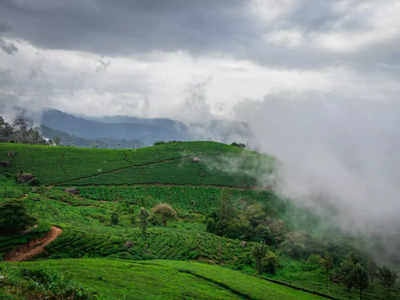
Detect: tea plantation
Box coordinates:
(0, 142, 398, 299)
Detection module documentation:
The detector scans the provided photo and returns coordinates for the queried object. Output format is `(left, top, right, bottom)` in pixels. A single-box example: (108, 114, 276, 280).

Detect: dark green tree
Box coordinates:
(0, 200, 36, 234)
(320, 254, 334, 281)
(378, 266, 398, 288)
(343, 262, 369, 299)
(262, 250, 279, 274)
(252, 242, 267, 274)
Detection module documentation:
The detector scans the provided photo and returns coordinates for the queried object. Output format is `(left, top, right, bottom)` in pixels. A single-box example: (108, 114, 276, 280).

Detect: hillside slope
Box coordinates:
(0, 141, 274, 187)
(2, 259, 327, 300)
(0, 141, 398, 300)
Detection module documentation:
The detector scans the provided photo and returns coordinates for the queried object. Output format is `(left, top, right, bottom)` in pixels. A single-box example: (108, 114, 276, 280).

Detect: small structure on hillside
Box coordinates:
(192, 156, 201, 163)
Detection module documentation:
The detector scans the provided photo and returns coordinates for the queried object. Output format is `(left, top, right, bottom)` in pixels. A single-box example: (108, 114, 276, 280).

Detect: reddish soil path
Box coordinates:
(5, 226, 62, 262)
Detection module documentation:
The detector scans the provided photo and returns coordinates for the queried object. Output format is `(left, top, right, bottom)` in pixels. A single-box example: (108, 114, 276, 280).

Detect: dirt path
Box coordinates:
(5, 226, 62, 262)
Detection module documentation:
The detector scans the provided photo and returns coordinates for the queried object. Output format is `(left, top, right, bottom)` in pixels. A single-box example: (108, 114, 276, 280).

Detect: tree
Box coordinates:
(262, 250, 279, 274)
(206, 191, 237, 237)
(151, 203, 177, 226)
(0, 116, 13, 142)
(320, 254, 334, 283)
(367, 259, 378, 283)
(252, 242, 267, 274)
(378, 266, 398, 288)
(7, 115, 48, 145)
(0, 200, 36, 234)
(139, 207, 150, 236)
(342, 261, 369, 299)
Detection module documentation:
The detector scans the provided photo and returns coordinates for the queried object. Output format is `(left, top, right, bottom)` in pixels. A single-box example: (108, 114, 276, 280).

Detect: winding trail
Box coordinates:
(5, 226, 63, 262)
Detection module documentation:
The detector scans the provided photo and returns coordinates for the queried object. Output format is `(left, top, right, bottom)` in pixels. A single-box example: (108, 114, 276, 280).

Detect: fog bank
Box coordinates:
(234, 94, 400, 263)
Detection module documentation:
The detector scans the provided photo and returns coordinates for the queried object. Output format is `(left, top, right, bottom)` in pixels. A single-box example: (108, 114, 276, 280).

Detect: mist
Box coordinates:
(233, 93, 400, 264)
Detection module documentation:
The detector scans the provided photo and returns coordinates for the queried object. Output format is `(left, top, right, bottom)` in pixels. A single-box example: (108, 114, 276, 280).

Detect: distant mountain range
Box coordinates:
(40, 109, 250, 148)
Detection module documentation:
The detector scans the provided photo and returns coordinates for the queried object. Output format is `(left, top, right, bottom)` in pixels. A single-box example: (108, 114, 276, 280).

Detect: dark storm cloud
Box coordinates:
(1, 0, 398, 71)
(0, 0, 257, 56)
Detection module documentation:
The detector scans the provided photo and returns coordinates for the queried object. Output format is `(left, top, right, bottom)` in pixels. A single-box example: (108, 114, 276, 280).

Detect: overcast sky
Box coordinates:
(0, 0, 399, 119)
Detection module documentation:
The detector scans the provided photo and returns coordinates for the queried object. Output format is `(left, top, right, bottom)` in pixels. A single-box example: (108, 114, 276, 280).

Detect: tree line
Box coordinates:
(0, 115, 50, 145)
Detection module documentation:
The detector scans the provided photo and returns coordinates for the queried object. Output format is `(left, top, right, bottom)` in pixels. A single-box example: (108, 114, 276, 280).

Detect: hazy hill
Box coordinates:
(40, 109, 251, 148)
(41, 109, 189, 146)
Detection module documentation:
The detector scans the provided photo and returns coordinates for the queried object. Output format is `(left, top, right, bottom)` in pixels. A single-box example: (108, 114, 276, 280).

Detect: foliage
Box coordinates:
(151, 203, 177, 226)
(280, 231, 317, 259)
(378, 266, 398, 288)
(0, 115, 48, 145)
(20, 268, 90, 299)
(0, 200, 36, 234)
(252, 242, 267, 274)
(262, 250, 280, 274)
(231, 142, 246, 148)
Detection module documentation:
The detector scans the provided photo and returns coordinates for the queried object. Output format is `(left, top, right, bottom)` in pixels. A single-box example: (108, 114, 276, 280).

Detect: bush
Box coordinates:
(151, 203, 177, 226)
(304, 254, 322, 271)
(0, 201, 36, 234)
(378, 266, 398, 288)
(262, 251, 279, 274)
(20, 269, 90, 299)
(280, 231, 314, 259)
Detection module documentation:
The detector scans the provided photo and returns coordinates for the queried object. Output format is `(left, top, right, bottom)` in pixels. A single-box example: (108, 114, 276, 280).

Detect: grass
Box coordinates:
(1, 258, 328, 300)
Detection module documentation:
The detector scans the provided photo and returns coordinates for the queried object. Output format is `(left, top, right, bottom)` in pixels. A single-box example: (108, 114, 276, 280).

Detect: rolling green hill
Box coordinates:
(0, 141, 274, 187)
(0, 142, 398, 300)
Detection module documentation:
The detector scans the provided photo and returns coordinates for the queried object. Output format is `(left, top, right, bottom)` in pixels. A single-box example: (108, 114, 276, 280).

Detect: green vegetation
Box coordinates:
(0, 141, 272, 187)
(0, 200, 36, 234)
(0, 141, 398, 299)
(1, 258, 328, 300)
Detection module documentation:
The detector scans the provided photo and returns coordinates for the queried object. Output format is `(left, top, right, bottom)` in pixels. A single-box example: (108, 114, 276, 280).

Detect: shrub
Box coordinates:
(20, 269, 90, 299)
(262, 250, 279, 274)
(151, 203, 177, 226)
(252, 242, 267, 274)
(0, 200, 36, 234)
(304, 254, 322, 271)
(378, 266, 398, 288)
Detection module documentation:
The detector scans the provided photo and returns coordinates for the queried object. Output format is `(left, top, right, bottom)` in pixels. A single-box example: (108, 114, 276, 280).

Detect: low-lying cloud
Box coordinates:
(234, 94, 400, 263)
